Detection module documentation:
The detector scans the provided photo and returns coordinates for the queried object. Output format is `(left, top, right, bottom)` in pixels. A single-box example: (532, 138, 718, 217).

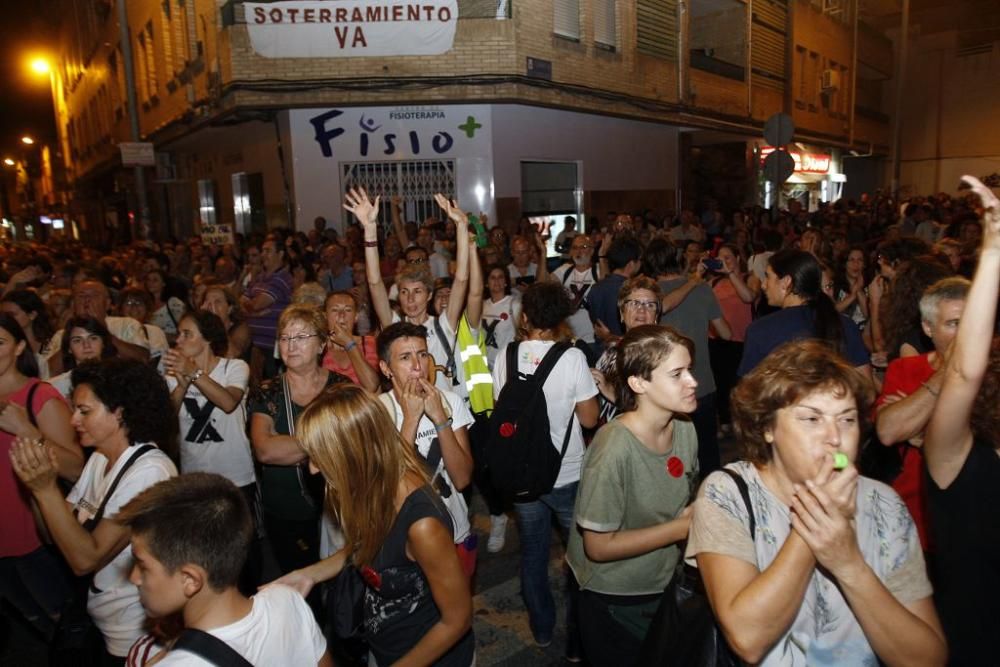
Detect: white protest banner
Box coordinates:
(245, 0, 458, 58)
(201, 223, 235, 246)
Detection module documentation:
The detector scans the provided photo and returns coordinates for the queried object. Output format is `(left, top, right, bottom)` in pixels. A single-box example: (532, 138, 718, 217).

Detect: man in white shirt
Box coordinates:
(507, 236, 538, 293)
(119, 473, 331, 666)
(540, 235, 602, 344)
(48, 280, 150, 374)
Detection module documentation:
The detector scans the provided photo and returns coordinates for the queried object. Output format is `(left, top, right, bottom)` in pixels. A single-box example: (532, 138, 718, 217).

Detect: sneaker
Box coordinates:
(487, 513, 508, 553)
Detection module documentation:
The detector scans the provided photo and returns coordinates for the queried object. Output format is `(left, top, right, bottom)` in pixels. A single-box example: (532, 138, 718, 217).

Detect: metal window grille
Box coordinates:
(341, 159, 456, 229)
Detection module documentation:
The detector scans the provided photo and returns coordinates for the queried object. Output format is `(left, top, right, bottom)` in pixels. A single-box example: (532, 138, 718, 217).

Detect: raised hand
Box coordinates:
(961, 175, 1000, 252)
(433, 194, 469, 227)
(418, 377, 448, 424)
(343, 188, 381, 229)
(396, 377, 426, 423)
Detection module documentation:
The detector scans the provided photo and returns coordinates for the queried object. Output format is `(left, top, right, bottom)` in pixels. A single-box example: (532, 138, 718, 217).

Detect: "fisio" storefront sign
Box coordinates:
(760, 147, 831, 174)
(245, 0, 457, 57)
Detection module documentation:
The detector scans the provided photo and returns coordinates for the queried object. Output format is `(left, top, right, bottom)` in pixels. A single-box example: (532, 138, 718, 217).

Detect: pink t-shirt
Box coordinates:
(322, 336, 379, 387)
(0, 379, 66, 557)
(711, 277, 753, 343)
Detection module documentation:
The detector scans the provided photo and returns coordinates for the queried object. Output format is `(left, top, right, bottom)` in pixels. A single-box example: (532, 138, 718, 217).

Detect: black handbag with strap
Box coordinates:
(637, 467, 756, 667)
(173, 628, 254, 666)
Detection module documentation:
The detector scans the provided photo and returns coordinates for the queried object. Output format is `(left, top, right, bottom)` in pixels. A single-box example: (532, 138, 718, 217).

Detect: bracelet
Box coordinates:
(922, 381, 939, 397)
(364, 240, 379, 248)
(343, 339, 357, 352)
(434, 418, 453, 433)
(187, 368, 204, 384)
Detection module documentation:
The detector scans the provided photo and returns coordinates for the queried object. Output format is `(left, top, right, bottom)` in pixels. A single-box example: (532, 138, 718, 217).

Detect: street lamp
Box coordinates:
(29, 58, 50, 76)
(20, 136, 34, 145)
(3, 159, 15, 167)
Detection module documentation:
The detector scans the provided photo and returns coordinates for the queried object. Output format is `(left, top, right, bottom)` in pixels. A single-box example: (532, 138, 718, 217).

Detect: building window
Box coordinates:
(637, 0, 678, 60)
(144, 22, 158, 97)
(689, 0, 747, 81)
(161, 1, 174, 77)
(198, 179, 217, 226)
(554, 0, 580, 39)
(594, 0, 616, 48)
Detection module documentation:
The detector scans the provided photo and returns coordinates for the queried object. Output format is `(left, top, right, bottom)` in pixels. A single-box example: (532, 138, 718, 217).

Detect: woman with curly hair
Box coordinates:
(879, 255, 953, 360)
(688, 340, 945, 666)
(10, 358, 177, 663)
(924, 177, 1000, 664)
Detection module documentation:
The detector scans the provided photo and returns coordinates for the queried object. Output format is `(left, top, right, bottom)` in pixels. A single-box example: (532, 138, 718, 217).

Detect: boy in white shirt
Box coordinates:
(118, 473, 331, 666)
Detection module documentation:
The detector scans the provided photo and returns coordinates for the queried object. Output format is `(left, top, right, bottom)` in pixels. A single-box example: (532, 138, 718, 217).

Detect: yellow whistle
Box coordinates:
(833, 453, 849, 470)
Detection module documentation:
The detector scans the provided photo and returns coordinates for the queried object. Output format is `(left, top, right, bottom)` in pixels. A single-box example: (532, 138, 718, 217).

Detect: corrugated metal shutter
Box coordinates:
(752, 0, 787, 90)
(554, 0, 581, 39)
(637, 0, 678, 60)
(594, 0, 617, 47)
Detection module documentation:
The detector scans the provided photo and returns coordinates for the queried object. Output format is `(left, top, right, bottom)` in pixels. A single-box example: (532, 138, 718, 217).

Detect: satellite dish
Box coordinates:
(763, 113, 795, 148)
(763, 149, 795, 184)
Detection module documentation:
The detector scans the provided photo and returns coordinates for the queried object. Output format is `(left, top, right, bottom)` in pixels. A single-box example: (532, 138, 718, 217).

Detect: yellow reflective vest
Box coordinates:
(457, 315, 493, 416)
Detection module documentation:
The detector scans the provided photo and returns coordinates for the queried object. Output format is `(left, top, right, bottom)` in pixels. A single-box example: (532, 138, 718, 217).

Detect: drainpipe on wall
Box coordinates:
(746, 0, 753, 117)
(848, 0, 858, 148)
(678, 0, 689, 105)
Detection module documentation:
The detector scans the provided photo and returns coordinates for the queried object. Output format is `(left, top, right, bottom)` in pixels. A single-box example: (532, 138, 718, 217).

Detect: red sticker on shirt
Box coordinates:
(360, 565, 382, 590)
(500, 312, 509, 321)
(666, 456, 684, 478)
(499, 422, 516, 438)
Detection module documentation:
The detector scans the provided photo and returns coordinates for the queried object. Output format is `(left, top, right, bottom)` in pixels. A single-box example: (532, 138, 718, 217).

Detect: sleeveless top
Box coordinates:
(364, 486, 475, 666)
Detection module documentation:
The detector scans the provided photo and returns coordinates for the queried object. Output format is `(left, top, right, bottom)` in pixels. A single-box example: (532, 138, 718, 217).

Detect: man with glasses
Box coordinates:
(538, 234, 604, 346)
(587, 235, 642, 347)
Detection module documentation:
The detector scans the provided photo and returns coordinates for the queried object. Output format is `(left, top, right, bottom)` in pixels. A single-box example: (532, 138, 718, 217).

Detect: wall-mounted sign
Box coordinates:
(245, 0, 458, 58)
(292, 105, 491, 162)
(119, 142, 155, 167)
(760, 147, 831, 174)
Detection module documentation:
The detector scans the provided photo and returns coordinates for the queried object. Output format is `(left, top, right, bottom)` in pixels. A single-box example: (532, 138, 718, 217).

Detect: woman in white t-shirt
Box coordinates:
(491, 281, 599, 651)
(481, 264, 520, 370)
(11, 358, 177, 662)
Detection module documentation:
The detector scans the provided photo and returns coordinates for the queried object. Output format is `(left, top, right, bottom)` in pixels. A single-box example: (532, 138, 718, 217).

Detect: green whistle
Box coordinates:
(833, 453, 849, 470)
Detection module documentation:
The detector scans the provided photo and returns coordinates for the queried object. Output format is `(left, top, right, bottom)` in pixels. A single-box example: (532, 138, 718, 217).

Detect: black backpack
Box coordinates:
(486, 341, 575, 503)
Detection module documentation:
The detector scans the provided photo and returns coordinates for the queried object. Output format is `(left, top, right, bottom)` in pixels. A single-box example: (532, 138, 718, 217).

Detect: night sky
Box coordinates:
(0, 2, 58, 160)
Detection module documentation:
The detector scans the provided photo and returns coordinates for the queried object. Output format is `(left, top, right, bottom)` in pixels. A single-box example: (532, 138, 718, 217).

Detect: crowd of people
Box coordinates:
(0, 176, 996, 666)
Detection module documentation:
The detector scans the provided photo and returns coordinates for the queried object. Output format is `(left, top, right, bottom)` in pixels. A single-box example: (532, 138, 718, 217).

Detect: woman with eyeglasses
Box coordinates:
(248, 304, 352, 616)
(322, 290, 380, 393)
(591, 276, 662, 423)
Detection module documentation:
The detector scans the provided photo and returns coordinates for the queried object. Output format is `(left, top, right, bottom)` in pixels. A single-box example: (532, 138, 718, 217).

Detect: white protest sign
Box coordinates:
(245, 0, 458, 58)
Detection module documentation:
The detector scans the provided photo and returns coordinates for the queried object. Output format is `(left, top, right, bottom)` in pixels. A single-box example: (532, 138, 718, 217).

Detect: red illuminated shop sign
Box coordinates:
(760, 147, 831, 174)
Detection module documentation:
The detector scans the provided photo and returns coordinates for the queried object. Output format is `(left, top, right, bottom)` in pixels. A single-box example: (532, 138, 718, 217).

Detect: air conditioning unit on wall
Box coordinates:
(821, 69, 840, 91)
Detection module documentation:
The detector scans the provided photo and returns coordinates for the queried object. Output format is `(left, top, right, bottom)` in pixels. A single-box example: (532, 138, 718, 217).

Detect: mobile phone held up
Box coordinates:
(702, 258, 724, 272)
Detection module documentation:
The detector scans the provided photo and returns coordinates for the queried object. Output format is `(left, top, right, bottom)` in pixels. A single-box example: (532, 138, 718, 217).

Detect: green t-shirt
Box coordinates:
(567, 417, 699, 595)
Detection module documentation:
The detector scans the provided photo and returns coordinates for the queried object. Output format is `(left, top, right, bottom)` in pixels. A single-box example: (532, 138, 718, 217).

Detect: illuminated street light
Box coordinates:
(20, 136, 34, 145)
(3, 158, 15, 167)
(29, 58, 50, 76)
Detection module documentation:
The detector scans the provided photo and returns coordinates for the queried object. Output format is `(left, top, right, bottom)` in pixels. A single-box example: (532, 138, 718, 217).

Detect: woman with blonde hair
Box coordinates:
(274, 383, 474, 666)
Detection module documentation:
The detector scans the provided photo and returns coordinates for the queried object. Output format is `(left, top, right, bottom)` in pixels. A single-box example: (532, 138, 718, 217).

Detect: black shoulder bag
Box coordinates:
(173, 628, 254, 667)
(637, 468, 756, 667)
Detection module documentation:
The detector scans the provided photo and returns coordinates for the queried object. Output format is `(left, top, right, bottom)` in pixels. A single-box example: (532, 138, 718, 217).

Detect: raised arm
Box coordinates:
(345, 188, 393, 328)
(433, 194, 470, 332)
(533, 233, 550, 283)
(390, 195, 411, 250)
(925, 175, 1000, 489)
(465, 236, 484, 330)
